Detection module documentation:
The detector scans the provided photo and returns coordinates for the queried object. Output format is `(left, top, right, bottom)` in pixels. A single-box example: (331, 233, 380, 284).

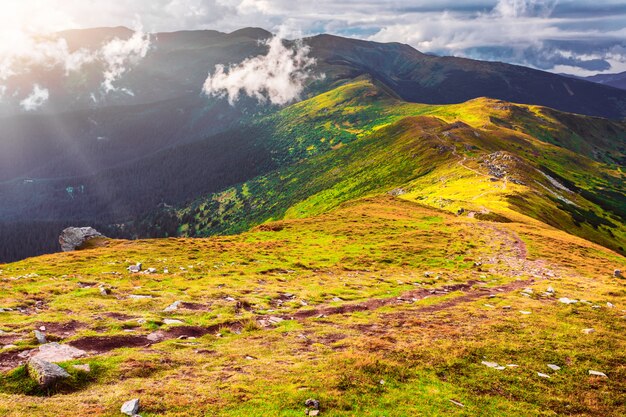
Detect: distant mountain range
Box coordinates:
(562, 71, 626, 91)
(1, 27, 625, 262)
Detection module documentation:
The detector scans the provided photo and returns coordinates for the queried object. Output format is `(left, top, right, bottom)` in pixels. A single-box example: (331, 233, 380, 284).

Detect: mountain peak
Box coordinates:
(227, 27, 272, 40)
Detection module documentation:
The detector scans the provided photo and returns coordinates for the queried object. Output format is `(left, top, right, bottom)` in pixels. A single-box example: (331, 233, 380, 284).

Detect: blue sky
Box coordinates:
(2, 0, 626, 76)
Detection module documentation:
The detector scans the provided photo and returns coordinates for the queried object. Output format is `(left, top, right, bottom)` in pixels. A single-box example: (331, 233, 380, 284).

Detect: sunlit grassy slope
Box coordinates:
(166, 77, 625, 255)
(1, 196, 625, 416)
(1, 77, 625, 416)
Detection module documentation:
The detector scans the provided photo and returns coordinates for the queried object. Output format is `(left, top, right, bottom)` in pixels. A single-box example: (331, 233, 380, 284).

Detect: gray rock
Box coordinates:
(27, 357, 70, 387)
(121, 398, 140, 415)
(128, 263, 142, 273)
(59, 227, 103, 252)
(163, 301, 181, 312)
(614, 269, 623, 278)
(589, 370, 608, 378)
(308, 411, 320, 416)
(163, 319, 183, 325)
(72, 364, 91, 372)
(32, 342, 86, 362)
(305, 398, 320, 410)
(34, 330, 47, 344)
(100, 287, 111, 296)
(547, 364, 561, 371)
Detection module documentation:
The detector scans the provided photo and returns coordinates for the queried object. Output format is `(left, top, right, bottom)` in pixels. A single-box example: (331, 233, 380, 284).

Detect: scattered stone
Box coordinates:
(582, 328, 595, 334)
(128, 295, 152, 300)
(331, 297, 343, 302)
(606, 302, 614, 308)
(483, 304, 495, 308)
(164, 301, 181, 312)
(559, 297, 578, 304)
(268, 316, 284, 325)
(163, 268, 169, 274)
(506, 364, 518, 368)
(121, 398, 140, 416)
(547, 364, 561, 371)
(145, 268, 157, 274)
(308, 411, 320, 417)
(2, 344, 17, 350)
(502, 306, 511, 310)
(99, 287, 111, 296)
(146, 331, 164, 342)
(305, 399, 320, 410)
(163, 319, 184, 325)
(449, 399, 464, 408)
(32, 342, 86, 362)
(614, 269, 623, 278)
(128, 263, 142, 273)
(59, 227, 103, 252)
(546, 286, 555, 294)
(588, 370, 607, 378)
(27, 357, 70, 387)
(519, 311, 532, 315)
(537, 372, 551, 379)
(39, 326, 46, 331)
(522, 288, 533, 295)
(224, 297, 236, 302)
(34, 330, 47, 344)
(72, 364, 91, 373)
(482, 361, 505, 370)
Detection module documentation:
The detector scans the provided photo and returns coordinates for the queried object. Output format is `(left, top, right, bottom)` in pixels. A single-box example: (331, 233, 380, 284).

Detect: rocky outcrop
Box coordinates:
(59, 227, 104, 252)
(27, 357, 70, 388)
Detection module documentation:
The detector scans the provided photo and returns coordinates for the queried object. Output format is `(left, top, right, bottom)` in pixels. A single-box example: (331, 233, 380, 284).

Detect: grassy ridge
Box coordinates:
(1, 196, 624, 416)
(161, 78, 625, 254)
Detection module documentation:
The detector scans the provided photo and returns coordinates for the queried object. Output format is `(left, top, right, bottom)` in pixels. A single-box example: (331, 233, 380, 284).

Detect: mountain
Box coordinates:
(1, 28, 625, 264)
(563, 71, 626, 91)
(1, 27, 625, 417)
(1, 179, 625, 416)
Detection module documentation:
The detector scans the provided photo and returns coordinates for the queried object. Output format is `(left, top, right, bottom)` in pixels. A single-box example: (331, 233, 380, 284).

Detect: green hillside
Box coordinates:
(157, 78, 625, 255)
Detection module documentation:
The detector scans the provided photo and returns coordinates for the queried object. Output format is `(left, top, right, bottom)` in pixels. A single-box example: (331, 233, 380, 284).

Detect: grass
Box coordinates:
(1, 196, 625, 416)
(160, 78, 625, 256)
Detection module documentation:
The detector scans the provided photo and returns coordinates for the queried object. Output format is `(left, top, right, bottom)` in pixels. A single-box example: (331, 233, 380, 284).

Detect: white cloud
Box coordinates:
(203, 32, 317, 105)
(100, 28, 151, 93)
(20, 84, 49, 111)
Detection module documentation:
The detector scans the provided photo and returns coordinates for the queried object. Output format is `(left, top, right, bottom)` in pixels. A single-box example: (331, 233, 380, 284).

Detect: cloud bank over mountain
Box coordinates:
(203, 34, 316, 105)
(1, 0, 625, 81)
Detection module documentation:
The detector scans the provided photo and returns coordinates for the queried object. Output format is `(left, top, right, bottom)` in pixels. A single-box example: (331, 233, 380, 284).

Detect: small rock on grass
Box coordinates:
(121, 398, 140, 415)
(305, 399, 320, 410)
(537, 372, 551, 379)
(559, 297, 578, 304)
(582, 328, 595, 334)
(164, 301, 182, 312)
(34, 330, 47, 344)
(449, 399, 464, 408)
(482, 361, 505, 370)
(72, 364, 91, 373)
(547, 364, 561, 371)
(27, 357, 70, 388)
(589, 370, 608, 378)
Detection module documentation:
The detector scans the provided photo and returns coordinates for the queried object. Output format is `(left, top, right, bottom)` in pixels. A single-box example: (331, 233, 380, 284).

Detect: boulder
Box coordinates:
(59, 227, 103, 252)
(121, 398, 140, 415)
(27, 357, 70, 387)
(31, 342, 86, 362)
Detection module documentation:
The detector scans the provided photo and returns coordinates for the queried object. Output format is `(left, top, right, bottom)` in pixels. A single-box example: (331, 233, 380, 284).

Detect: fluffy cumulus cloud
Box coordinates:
(1, 0, 625, 88)
(100, 28, 151, 93)
(203, 33, 317, 105)
(20, 84, 49, 111)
